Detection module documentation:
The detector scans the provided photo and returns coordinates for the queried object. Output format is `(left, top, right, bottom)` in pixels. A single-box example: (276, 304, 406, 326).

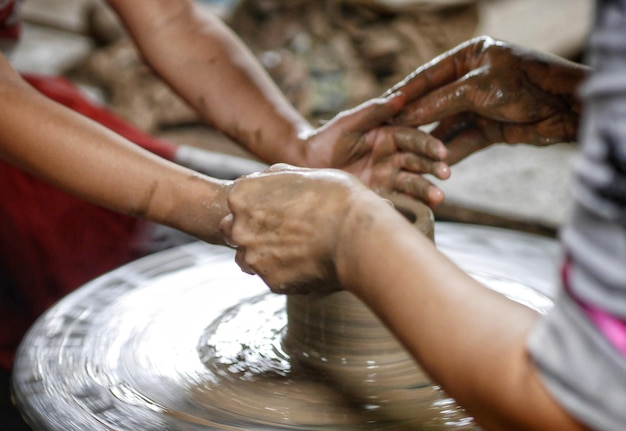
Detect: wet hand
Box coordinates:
(387, 36, 588, 164)
(304, 92, 450, 206)
(219, 164, 370, 294)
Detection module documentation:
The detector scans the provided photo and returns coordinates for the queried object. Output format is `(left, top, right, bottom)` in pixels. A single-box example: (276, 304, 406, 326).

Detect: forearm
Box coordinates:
(334, 198, 586, 430)
(107, 0, 312, 165)
(0, 62, 229, 244)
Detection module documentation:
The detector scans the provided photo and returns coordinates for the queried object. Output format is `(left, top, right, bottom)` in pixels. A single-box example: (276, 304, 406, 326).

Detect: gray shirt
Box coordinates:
(528, 1, 626, 429)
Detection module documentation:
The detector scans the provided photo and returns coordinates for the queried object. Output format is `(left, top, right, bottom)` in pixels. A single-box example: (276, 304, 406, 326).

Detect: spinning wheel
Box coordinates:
(12, 222, 558, 430)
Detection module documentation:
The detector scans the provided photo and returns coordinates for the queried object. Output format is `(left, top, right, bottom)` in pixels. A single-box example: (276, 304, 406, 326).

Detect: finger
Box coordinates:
(383, 38, 477, 101)
(401, 153, 450, 179)
(498, 118, 573, 146)
(219, 213, 237, 248)
(330, 91, 407, 133)
(431, 112, 478, 142)
(265, 163, 291, 173)
(392, 127, 448, 160)
(234, 247, 256, 275)
(264, 163, 310, 174)
(383, 198, 395, 208)
(440, 118, 565, 165)
(443, 128, 491, 165)
(474, 116, 537, 145)
(394, 171, 445, 206)
(393, 80, 475, 126)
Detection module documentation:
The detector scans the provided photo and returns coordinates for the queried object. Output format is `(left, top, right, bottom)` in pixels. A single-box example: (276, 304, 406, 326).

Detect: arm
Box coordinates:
(0, 54, 230, 245)
(334, 192, 587, 431)
(222, 166, 588, 431)
(105, 0, 310, 165)
(387, 36, 590, 164)
(105, 0, 450, 205)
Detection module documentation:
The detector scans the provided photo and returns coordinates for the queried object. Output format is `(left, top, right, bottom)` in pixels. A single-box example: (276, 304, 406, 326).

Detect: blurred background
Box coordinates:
(8, 0, 595, 235)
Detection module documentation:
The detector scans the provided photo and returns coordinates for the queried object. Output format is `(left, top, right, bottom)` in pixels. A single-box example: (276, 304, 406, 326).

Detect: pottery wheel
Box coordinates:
(12, 222, 558, 431)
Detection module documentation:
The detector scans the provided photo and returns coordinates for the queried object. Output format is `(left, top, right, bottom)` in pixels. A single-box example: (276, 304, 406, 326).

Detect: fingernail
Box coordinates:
(438, 164, 450, 179)
(384, 91, 406, 111)
(428, 187, 445, 204)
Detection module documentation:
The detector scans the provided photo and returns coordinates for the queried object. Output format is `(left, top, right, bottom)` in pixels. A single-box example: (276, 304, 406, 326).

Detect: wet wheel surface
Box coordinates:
(12, 222, 558, 431)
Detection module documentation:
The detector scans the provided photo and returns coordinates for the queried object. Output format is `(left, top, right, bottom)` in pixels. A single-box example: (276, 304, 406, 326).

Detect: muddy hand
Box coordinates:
(219, 164, 369, 294)
(304, 92, 450, 206)
(387, 36, 589, 164)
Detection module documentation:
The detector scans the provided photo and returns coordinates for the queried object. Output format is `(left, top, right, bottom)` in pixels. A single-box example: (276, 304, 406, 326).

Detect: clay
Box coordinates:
(282, 194, 470, 425)
(194, 194, 477, 429)
(13, 222, 558, 430)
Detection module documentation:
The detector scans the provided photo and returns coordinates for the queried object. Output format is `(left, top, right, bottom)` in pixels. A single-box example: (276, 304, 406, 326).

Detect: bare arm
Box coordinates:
(0, 54, 230, 244)
(105, 0, 450, 205)
(335, 193, 587, 431)
(106, 0, 311, 165)
(223, 166, 589, 430)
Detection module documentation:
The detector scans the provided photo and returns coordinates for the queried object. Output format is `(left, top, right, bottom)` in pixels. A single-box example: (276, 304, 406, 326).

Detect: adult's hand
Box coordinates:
(107, 0, 449, 206)
(303, 92, 450, 206)
(386, 36, 589, 164)
(220, 164, 387, 294)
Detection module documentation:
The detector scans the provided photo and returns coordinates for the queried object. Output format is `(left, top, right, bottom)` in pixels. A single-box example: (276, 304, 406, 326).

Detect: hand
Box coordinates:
(220, 164, 375, 294)
(386, 36, 589, 164)
(303, 92, 450, 206)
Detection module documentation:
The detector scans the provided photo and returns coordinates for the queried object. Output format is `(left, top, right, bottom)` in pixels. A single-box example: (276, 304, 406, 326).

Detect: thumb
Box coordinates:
(393, 81, 473, 127)
(219, 213, 237, 248)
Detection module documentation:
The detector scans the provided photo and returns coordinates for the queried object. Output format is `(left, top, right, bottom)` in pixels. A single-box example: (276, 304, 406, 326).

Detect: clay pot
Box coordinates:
(283, 195, 471, 426)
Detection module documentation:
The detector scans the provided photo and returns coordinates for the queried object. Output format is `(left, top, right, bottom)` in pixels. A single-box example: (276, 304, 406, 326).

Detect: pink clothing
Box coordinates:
(562, 258, 626, 357)
(583, 304, 626, 356)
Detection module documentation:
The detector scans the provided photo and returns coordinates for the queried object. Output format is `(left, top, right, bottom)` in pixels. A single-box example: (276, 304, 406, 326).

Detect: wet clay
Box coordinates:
(195, 194, 477, 429)
(12, 221, 559, 430)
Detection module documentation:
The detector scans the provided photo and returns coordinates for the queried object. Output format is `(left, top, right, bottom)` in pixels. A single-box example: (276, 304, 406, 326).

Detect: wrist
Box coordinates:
(254, 122, 313, 166)
(195, 178, 233, 245)
(288, 126, 315, 167)
(160, 175, 232, 245)
(333, 191, 396, 293)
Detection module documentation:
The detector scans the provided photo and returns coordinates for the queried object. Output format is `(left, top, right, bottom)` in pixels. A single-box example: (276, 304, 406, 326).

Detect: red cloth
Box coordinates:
(0, 75, 180, 370)
(0, 0, 20, 48)
(20, 74, 177, 160)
